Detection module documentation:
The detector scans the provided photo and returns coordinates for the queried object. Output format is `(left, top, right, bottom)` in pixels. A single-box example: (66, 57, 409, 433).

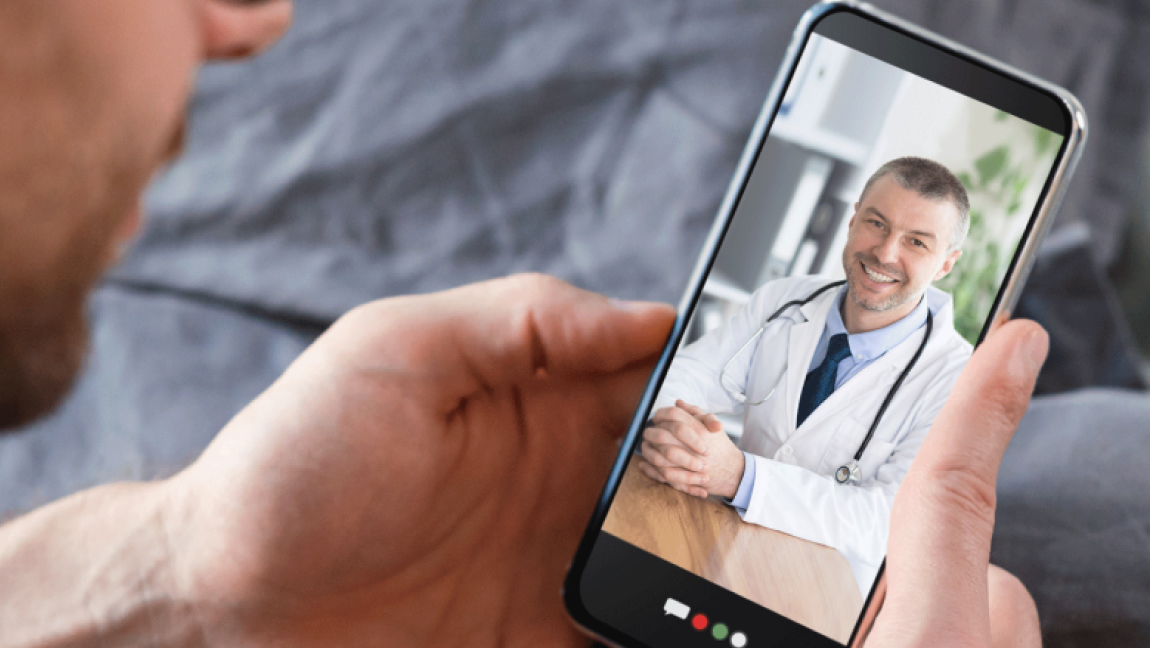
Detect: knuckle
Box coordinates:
(504, 272, 566, 297)
(497, 274, 579, 316)
(914, 469, 998, 527)
(983, 381, 1032, 429)
(639, 464, 663, 483)
(642, 446, 664, 466)
(665, 422, 686, 441)
(669, 419, 690, 435)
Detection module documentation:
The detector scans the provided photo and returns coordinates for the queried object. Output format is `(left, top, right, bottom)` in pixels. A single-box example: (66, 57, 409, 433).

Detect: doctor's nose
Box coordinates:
(872, 234, 901, 266)
(199, 0, 293, 60)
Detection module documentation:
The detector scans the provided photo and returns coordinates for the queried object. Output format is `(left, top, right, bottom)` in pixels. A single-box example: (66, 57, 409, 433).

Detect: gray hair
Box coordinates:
(859, 157, 970, 252)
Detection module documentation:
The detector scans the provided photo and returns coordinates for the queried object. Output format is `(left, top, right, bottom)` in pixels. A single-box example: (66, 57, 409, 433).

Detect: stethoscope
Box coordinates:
(717, 280, 933, 486)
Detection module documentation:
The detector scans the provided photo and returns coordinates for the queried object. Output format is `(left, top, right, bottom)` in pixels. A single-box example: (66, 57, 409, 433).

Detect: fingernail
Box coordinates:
(1022, 328, 1049, 375)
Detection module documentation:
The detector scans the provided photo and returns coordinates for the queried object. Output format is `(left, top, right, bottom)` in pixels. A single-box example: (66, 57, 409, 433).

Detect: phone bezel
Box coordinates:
(563, 2, 1087, 647)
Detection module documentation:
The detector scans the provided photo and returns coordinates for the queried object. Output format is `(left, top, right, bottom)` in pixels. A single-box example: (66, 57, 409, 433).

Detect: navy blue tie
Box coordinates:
(797, 333, 851, 427)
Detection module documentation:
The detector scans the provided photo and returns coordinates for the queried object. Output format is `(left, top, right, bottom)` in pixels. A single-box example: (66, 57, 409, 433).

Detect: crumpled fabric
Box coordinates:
(110, 0, 1133, 321)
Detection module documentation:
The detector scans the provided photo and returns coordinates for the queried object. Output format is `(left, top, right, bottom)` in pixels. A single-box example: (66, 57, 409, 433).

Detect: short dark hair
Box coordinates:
(859, 157, 970, 252)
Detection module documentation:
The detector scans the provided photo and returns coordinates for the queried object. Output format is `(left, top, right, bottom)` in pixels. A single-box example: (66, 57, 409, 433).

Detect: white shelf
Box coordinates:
(768, 119, 869, 167)
(701, 272, 753, 306)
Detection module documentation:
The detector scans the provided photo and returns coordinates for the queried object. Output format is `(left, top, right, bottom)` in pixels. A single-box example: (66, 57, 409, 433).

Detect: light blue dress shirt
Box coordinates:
(728, 286, 930, 511)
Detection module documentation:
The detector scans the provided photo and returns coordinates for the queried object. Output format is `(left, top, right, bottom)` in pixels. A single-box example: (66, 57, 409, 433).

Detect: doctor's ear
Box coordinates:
(933, 249, 962, 281)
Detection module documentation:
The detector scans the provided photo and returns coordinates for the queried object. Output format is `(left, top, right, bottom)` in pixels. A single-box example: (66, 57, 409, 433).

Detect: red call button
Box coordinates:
(691, 613, 708, 631)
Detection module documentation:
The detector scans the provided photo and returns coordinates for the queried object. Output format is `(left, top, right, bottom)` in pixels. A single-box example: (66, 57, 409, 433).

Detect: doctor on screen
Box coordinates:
(640, 157, 974, 593)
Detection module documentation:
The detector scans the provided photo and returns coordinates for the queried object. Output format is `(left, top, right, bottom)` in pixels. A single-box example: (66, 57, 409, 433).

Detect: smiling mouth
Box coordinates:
(861, 263, 899, 284)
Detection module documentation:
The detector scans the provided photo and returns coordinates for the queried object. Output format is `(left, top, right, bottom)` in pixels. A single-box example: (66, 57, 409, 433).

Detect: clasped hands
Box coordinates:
(638, 400, 746, 500)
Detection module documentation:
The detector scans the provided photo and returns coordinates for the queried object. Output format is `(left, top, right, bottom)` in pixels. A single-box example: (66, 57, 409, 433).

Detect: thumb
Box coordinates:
(319, 274, 675, 414)
(871, 319, 1048, 647)
(676, 400, 725, 433)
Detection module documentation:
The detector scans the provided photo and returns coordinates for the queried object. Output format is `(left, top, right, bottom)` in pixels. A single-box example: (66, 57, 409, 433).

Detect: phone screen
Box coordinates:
(568, 6, 1076, 648)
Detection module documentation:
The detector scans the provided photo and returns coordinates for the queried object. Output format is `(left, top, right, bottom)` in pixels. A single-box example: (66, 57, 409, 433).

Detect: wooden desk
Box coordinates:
(602, 457, 863, 644)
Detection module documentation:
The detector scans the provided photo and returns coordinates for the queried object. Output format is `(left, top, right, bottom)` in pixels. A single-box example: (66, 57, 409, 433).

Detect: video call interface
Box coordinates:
(578, 12, 1067, 648)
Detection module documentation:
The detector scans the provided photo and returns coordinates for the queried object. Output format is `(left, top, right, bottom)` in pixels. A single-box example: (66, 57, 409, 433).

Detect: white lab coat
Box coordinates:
(652, 275, 972, 593)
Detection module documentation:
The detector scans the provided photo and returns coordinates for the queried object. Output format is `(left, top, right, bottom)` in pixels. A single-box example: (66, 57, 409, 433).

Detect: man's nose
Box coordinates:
(873, 234, 901, 267)
(199, 0, 293, 60)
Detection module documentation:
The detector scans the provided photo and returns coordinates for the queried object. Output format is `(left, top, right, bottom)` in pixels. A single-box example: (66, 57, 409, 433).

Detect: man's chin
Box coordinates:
(846, 274, 890, 311)
(854, 290, 897, 312)
(0, 321, 87, 432)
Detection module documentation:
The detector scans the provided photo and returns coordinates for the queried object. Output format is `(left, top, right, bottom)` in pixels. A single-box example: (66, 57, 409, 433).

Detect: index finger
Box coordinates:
(676, 400, 724, 434)
(319, 274, 675, 416)
(650, 406, 711, 455)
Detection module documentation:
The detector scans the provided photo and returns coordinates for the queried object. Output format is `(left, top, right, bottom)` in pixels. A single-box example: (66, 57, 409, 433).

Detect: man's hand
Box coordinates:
(157, 275, 675, 647)
(638, 400, 745, 499)
(867, 319, 1048, 648)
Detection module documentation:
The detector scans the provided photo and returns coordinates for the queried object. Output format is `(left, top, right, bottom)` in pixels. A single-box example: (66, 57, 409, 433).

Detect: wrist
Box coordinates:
(716, 450, 746, 500)
(0, 480, 205, 648)
(97, 480, 206, 647)
(163, 467, 257, 647)
(163, 462, 296, 646)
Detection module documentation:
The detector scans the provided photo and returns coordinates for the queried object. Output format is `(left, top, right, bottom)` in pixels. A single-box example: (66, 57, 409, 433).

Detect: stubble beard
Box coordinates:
(0, 133, 143, 433)
(843, 251, 922, 314)
(0, 8, 181, 432)
(0, 299, 89, 430)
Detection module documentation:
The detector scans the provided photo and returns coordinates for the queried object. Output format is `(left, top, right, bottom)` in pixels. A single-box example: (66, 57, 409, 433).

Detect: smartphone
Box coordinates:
(563, 2, 1086, 647)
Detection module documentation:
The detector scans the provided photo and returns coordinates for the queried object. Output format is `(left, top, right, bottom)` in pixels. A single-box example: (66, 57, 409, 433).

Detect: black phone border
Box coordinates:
(563, 3, 1080, 647)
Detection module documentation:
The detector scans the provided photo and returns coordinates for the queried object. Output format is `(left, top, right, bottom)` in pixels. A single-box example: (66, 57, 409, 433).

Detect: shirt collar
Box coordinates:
(825, 286, 930, 363)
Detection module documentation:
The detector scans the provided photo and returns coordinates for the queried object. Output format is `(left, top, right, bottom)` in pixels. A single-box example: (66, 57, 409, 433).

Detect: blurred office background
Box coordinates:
(693, 33, 1063, 350)
(2, 1, 1149, 645)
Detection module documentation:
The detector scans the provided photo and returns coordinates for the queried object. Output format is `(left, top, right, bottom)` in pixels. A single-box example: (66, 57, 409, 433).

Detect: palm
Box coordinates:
(175, 277, 674, 647)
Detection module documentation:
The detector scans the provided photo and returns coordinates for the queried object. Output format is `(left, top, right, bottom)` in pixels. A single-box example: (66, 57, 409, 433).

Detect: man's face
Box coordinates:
(0, 0, 291, 429)
(840, 175, 962, 327)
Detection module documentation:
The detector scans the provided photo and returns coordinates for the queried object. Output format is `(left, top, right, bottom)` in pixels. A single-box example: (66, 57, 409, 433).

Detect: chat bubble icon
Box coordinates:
(663, 598, 690, 620)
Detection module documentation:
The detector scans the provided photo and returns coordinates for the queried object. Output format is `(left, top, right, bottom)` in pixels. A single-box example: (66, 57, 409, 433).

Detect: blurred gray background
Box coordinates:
(3, 1, 1150, 645)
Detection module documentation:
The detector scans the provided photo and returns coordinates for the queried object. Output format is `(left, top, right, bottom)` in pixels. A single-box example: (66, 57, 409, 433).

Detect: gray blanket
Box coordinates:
(111, 0, 1139, 318)
(994, 389, 1150, 647)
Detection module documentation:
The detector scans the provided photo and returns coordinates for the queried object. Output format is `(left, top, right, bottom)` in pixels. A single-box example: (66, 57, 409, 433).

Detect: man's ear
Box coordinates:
(933, 250, 962, 281)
